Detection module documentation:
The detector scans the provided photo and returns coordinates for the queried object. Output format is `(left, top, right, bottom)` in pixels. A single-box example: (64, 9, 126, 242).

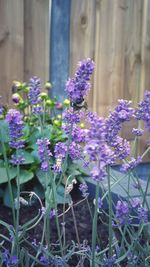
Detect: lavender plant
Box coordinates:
(0, 59, 150, 267)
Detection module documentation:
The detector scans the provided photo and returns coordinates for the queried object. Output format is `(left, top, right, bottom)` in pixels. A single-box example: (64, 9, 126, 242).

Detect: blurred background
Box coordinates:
(0, 0, 150, 157)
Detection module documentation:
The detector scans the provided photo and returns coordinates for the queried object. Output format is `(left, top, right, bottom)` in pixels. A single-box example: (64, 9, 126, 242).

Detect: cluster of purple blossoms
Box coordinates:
(2, 249, 18, 266)
(135, 90, 150, 131)
(28, 76, 41, 105)
(121, 156, 142, 172)
(39, 255, 49, 266)
(103, 253, 116, 267)
(6, 109, 25, 149)
(71, 125, 87, 143)
(105, 100, 134, 159)
(54, 142, 67, 159)
(37, 138, 52, 172)
(111, 136, 130, 160)
(62, 107, 82, 124)
(84, 113, 115, 181)
(137, 207, 148, 223)
(115, 200, 130, 226)
(65, 58, 95, 102)
(69, 141, 82, 160)
(79, 183, 89, 198)
(10, 153, 25, 165)
(32, 105, 44, 115)
(131, 198, 148, 223)
(53, 142, 67, 173)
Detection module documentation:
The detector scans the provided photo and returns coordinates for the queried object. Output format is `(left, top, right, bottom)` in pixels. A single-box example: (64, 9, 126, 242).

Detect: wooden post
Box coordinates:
(24, 0, 49, 84)
(0, 0, 24, 105)
(49, 0, 71, 101)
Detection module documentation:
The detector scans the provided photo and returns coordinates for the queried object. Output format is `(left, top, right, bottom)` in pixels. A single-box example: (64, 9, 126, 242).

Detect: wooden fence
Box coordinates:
(0, 0, 49, 105)
(0, 0, 150, 158)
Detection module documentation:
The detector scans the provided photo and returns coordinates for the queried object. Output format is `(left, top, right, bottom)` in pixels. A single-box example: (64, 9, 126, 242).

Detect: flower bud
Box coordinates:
(45, 99, 53, 107)
(63, 99, 70, 106)
(45, 81, 52, 90)
(12, 93, 21, 104)
(57, 114, 62, 120)
(80, 123, 85, 129)
(12, 80, 22, 93)
(53, 120, 61, 126)
(55, 102, 63, 110)
(40, 92, 48, 100)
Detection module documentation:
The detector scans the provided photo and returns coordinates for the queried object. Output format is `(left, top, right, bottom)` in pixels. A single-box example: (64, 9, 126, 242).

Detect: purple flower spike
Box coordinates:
(136, 91, 150, 131)
(2, 249, 18, 266)
(37, 138, 52, 172)
(65, 58, 95, 102)
(79, 183, 89, 198)
(28, 76, 41, 105)
(6, 109, 25, 149)
(115, 200, 130, 225)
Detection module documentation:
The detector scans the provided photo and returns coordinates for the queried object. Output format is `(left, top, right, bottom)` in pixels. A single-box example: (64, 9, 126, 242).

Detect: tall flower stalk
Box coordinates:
(5, 109, 25, 264)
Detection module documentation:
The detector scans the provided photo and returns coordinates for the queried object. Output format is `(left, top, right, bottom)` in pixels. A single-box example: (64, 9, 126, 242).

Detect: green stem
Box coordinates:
(15, 161, 20, 266)
(57, 122, 73, 187)
(51, 178, 63, 255)
(0, 130, 15, 225)
(91, 182, 99, 267)
(70, 203, 80, 248)
(107, 166, 113, 258)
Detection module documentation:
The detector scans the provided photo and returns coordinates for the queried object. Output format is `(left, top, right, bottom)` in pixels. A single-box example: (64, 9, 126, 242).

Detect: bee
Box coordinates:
(71, 97, 88, 111)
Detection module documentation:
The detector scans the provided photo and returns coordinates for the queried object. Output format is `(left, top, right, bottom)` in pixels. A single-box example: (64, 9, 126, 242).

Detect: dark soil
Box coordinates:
(0, 186, 126, 267)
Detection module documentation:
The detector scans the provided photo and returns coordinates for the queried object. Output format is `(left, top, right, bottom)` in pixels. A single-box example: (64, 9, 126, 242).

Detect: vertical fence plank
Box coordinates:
(138, 0, 150, 160)
(93, 0, 129, 116)
(24, 0, 49, 84)
(50, 0, 71, 101)
(0, 0, 24, 105)
(69, 0, 96, 109)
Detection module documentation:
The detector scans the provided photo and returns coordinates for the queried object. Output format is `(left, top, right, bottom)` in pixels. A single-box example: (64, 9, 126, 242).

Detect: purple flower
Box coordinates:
(112, 137, 130, 160)
(49, 209, 56, 219)
(32, 105, 44, 115)
(63, 108, 81, 124)
(72, 125, 86, 143)
(69, 142, 82, 160)
(132, 128, 144, 136)
(79, 183, 89, 198)
(135, 91, 150, 131)
(131, 198, 141, 208)
(28, 76, 41, 105)
(121, 156, 142, 172)
(6, 109, 25, 149)
(90, 165, 106, 182)
(53, 163, 62, 173)
(54, 142, 67, 159)
(65, 58, 95, 102)
(103, 254, 116, 267)
(37, 138, 52, 172)
(32, 238, 38, 247)
(115, 200, 130, 225)
(105, 100, 134, 146)
(137, 207, 148, 223)
(39, 255, 49, 266)
(10, 153, 25, 165)
(2, 249, 18, 266)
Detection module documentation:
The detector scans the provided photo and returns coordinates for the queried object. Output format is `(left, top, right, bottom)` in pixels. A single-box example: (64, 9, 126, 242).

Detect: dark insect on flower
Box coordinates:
(71, 97, 88, 111)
